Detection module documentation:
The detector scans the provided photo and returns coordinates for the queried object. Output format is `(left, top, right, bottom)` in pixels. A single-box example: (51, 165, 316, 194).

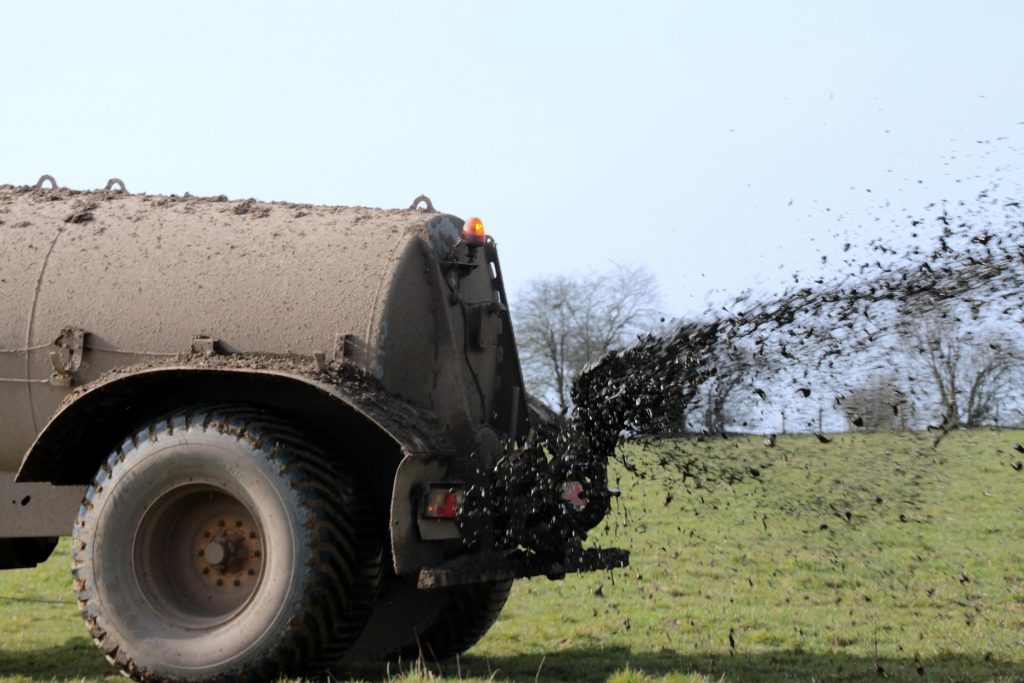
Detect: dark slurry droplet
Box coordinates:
(498, 191, 1024, 565)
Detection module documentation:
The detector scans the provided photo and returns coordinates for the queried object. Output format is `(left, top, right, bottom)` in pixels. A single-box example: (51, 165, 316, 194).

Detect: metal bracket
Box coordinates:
(465, 302, 501, 350)
(34, 175, 59, 190)
(313, 352, 329, 372)
(104, 178, 127, 193)
(49, 327, 85, 387)
(333, 332, 361, 361)
(190, 336, 219, 355)
(409, 195, 435, 212)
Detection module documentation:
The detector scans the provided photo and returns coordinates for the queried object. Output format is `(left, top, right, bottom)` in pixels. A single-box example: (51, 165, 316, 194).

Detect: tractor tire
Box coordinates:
(71, 406, 381, 682)
(347, 576, 512, 662)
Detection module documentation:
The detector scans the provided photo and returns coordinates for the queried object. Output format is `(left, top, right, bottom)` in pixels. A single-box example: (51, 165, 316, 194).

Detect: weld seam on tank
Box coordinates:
(24, 227, 67, 434)
(84, 344, 178, 357)
(0, 343, 52, 354)
(0, 343, 178, 357)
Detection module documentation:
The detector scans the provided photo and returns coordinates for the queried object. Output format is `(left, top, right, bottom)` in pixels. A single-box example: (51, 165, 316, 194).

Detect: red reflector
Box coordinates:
(462, 217, 486, 246)
(423, 487, 464, 519)
(561, 481, 587, 510)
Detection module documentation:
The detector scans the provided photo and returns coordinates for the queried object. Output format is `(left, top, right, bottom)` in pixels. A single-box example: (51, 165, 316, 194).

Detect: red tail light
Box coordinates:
(561, 481, 587, 510)
(423, 486, 464, 519)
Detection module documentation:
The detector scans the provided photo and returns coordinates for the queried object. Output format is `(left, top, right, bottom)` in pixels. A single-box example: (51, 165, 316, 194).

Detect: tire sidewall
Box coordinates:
(347, 576, 512, 661)
(78, 428, 310, 678)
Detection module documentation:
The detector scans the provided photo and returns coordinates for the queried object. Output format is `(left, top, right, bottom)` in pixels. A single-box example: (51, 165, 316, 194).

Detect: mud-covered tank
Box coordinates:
(0, 178, 625, 682)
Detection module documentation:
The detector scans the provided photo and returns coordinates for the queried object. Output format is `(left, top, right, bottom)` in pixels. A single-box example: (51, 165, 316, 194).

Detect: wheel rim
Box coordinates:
(132, 484, 265, 630)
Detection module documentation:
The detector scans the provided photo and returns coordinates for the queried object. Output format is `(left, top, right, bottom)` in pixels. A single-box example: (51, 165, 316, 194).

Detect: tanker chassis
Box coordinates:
(0, 178, 625, 682)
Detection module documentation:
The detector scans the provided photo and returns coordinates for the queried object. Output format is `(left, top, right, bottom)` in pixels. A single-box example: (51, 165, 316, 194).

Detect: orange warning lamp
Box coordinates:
(462, 217, 486, 246)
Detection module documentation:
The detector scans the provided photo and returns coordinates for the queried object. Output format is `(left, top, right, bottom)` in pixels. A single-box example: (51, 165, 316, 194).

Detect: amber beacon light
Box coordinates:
(462, 216, 486, 246)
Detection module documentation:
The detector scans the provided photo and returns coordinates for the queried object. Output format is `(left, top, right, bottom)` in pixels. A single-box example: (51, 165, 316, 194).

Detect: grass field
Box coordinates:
(1, 430, 1022, 682)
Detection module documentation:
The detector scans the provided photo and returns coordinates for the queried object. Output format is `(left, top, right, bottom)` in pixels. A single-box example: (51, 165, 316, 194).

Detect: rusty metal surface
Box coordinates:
(416, 547, 630, 590)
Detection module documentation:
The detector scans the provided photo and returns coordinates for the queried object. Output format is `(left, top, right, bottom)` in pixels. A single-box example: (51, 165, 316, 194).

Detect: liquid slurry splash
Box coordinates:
(494, 192, 1024, 561)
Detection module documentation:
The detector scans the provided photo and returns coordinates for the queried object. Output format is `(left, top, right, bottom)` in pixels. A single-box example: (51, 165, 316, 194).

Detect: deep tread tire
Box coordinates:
(348, 577, 512, 662)
(71, 406, 381, 682)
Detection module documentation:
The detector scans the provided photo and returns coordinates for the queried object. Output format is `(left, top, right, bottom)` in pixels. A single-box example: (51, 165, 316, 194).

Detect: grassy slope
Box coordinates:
(1, 430, 1022, 682)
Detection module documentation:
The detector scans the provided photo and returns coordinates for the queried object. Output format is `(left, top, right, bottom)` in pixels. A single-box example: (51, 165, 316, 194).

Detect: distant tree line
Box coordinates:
(514, 269, 1023, 433)
(513, 263, 661, 415)
(838, 310, 1022, 431)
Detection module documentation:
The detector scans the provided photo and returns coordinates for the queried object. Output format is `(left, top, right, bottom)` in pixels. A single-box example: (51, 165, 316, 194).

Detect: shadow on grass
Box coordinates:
(345, 646, 1024, 682)
(0, 637, 115, 681)
(3, 641, 1022, 682)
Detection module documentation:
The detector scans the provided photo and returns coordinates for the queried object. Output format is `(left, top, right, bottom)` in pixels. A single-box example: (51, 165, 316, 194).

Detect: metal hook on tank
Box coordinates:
(409, 195, 435, 212)
(34, 175, 59, 190)
(49, 327, 85, 388)
(104, 178, 128, 193)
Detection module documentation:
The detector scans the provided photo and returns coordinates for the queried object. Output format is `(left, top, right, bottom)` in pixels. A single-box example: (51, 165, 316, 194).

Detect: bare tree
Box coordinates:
(692, 341, 755, 434)
(514, 264, 661, 414)
(906, 312, 1021, 428)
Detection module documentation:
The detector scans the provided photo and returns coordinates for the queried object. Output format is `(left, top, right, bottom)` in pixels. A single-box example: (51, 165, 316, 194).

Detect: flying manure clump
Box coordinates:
(533, 191, 1024, 527)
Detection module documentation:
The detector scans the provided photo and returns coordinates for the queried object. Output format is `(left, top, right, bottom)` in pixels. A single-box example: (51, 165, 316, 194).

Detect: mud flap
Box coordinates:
(390, 455, 461, 575)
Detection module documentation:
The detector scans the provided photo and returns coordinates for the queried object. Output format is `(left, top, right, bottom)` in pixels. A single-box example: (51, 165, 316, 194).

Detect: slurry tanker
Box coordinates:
(0, 177, 624, 681)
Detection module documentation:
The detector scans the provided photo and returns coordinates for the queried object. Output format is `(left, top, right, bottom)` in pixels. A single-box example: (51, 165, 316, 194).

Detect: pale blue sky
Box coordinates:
(3, 2, 1022, 317)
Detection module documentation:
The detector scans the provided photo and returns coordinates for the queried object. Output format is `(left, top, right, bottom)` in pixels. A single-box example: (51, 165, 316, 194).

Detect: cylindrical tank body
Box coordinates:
(0, 185, 502, 473)
(0, 185, 618, 683)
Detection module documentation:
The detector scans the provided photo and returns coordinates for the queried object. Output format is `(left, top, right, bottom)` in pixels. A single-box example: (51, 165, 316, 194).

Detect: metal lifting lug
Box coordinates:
(333, 333, 356, 361)
(49, 327, 85, 387)
(313, 352, 329, 372)
(190, 336, 219, 356)
(34, 175, 59, 190)
(408, 194, 435, 212)
(104, 178, 128, 193)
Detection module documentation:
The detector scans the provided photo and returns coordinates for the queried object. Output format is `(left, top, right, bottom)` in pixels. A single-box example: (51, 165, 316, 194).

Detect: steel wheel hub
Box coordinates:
(133, 485, 265, 629)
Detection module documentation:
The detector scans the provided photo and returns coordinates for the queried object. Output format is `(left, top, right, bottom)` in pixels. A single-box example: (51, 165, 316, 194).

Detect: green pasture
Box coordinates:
(1, 430, 1022, 682)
